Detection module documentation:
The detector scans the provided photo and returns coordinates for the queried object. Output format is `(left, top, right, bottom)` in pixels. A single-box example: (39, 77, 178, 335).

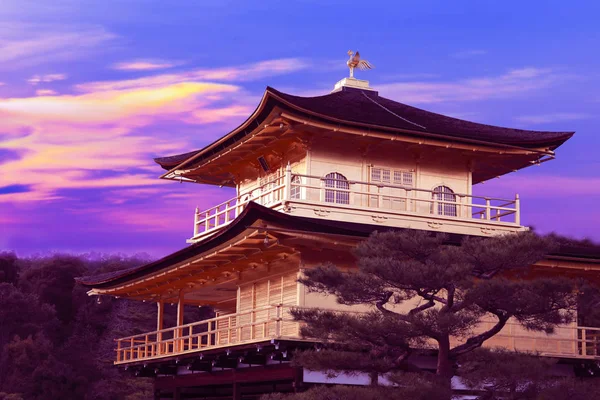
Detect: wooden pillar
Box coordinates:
(177, 291, 185, 351)
(293, 367, 303, 393)
(233, 382, 241, 400)
(157, 301, 164, 354)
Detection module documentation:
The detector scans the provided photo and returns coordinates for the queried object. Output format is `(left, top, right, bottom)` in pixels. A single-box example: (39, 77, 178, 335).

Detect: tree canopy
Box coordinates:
(291, 230, 584, 388)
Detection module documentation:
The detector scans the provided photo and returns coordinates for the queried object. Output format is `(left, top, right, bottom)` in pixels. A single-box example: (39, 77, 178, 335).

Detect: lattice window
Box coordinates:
(290, 175, 302, 200)
(259, 170, 281, 205)
(371, 168, 382, 182)
(324, 172, 350, 204)
(431, 186, 457, 216)
(381, 169, 391, 183)
(373, 167, 413, 187)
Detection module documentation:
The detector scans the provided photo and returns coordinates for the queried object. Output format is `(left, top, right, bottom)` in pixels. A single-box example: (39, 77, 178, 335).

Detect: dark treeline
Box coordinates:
(0, 252, 212, 400)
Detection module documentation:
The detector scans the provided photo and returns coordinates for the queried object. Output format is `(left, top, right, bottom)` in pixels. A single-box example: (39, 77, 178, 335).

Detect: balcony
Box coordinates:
(189, 165, 524, 243)
(115, 305, 299, 365)
(114, 305, 600, 365)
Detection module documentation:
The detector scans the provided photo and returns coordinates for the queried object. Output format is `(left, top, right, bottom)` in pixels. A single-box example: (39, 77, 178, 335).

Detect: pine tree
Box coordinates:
(291, 230, 578, 391)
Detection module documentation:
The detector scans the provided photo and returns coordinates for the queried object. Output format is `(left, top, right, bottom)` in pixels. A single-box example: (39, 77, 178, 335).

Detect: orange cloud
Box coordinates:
(77, 58, 308, 92)
(0, 57, 304, 205)
(35, 89, 57, 96)
(0, 82, 238, 125)
(0, 81, 244, 202)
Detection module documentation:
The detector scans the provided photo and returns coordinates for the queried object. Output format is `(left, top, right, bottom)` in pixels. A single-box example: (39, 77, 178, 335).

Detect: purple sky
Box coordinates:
(1, 1, 599, 257)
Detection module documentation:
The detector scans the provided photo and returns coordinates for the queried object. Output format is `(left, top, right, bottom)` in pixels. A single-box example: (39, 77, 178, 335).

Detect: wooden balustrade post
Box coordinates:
(130, 337, 135, 360)
(457, 195, 463, 218)
(485, 198, 491, 220)
(582, 329, 587, 356)
(176, 291, 185, 353)
(515, 194, 521, 225)
(276, 305, 282, 338)
(319, 179, 325, 202)
(283, 162, 292, 201)
(251, 310, 255, 340)
(205, 211, 210, 232)
(116, 340, 122, 362)
(145, 335, 149, 358)
(228, 316, 233, 344)
(463, 197, 473, 218)
(225, 201, 231, 223)
(193, 207, 199, 236)
(157, 301, 164, 355)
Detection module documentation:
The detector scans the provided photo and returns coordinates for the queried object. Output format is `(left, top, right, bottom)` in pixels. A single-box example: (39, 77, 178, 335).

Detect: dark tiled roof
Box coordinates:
(155, 86, 574, 171)
(78, 203, 599, 289)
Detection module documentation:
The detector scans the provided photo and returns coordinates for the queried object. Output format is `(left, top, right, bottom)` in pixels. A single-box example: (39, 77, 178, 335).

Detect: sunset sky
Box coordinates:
(1, 1, 599, 257)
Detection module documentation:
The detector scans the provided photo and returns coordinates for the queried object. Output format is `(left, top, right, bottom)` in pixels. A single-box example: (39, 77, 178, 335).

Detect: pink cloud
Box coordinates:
(0, 80, 245, 201)
(112, 60, 181, 71)
(35, 89, 57, 96)
(27, 73, 67, 85)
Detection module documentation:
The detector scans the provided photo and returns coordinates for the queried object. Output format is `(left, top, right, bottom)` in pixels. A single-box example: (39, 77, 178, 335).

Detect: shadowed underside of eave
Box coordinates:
(78, 203, 599, 292)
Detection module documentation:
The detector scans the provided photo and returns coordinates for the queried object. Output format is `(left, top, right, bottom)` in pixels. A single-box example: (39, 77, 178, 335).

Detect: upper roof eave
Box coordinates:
(154, 86, 574, 173)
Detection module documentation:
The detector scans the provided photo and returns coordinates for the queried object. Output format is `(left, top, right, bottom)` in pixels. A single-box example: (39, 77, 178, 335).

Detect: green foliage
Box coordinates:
(0, 252, 19, 284)
(294, 230, 583, 383)
(458, 348, 556, 399)
(0, 253, 155, 400)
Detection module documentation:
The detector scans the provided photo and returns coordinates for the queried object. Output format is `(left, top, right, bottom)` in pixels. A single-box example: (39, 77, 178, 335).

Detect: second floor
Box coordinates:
(153, 83, 573, 243)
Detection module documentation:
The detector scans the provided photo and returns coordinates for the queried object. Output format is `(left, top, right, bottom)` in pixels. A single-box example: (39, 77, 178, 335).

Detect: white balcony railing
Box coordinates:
(114, 305, 600, 365)
(191, 164, 521, 240)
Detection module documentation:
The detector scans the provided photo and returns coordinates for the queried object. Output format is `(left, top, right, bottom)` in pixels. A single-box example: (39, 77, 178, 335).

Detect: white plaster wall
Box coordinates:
(307, 143, 471, 211)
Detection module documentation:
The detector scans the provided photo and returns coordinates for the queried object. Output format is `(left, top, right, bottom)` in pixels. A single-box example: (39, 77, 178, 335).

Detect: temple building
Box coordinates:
(80, 57, 600, 399)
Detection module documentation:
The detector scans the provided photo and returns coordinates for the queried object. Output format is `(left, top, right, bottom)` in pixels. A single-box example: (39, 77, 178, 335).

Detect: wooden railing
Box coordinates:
(459, 321, 600, 359)
(191, 164, 521, 240)
(115, 305, 600, 364)
(115, 305, 299, 364)
(192, 174, 286, 238)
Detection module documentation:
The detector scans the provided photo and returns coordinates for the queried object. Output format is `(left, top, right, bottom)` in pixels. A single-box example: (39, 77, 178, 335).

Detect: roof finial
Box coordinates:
(347, 50, 373, 79)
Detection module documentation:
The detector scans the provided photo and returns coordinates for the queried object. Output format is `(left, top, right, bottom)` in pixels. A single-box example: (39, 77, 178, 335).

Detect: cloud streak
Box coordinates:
(27, 73, 67, 85)
(0, 56, 307, 204)
(0, 23, 117, 68)
(77, 58, 309, 92)
(112, 60, 181, 71)
(514, 113, 591, 124)
(378, 67, 573, 104)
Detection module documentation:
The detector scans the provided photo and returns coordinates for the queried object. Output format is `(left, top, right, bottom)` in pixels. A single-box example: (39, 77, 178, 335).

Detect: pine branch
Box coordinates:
(416, 289, 447, 305)
(449, 313, 509, 357)
(408, 300, 435, 315)
(375, 291, 398, 318)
